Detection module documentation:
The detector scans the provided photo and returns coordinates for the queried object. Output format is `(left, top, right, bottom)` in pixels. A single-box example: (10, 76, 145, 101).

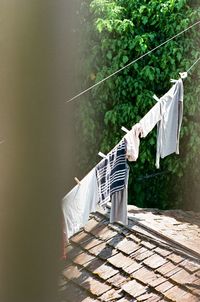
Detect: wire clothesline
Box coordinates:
(66, 20, 200, 104)
(187, 56, 200, 73)
(72, 55, 200, 184)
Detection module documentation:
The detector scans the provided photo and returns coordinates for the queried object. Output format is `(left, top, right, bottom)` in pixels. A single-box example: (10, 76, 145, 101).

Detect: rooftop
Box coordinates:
(60, 205, 200, 302)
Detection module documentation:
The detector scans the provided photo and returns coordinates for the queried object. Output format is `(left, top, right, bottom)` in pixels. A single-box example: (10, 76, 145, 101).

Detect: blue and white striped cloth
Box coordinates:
(96, 139, 127, 207)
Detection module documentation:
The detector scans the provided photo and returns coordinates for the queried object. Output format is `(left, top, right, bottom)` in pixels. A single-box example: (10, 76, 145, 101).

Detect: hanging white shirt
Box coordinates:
(156, 78, 183, 168)
(139, 78, 184, 168)
(62, 168, 98, 239)
(140, 101, 162, 138)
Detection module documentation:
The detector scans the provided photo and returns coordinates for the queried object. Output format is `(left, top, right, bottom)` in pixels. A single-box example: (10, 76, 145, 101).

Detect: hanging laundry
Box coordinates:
(96, 139, 129, 224)
(139, 78, 183, 168)
(139, 101, 162, 138)
(62, 168, 98, 239)
(110, 164, 129, 225)
(124, 123, 142, 161)
(156, 78, 183, 168)
(96, 139, 127, 206)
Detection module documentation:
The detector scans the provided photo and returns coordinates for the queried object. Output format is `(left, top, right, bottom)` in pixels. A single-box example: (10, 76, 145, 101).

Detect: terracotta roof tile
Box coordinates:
(123, 260, 142, 274)
(70, 230, 92, 244)
(98, 288, 123, 301)
(131, 267, 161, 285)
(66, 244, 83, 259)
(90, 225, 118, 241)
(134, 248, 154, 261)
(140, 240, 156, 250)
(85, 257, 103, 270)
(84, 218, 100, 232)
(192, 287, 200, 296)
(143, 254, 167, 269)
(166, 253, 184, 264)
(63, 264, 81, 280)
(107, 252, 135, 269)
(193, 277, 200, 285)
(164, 265, 183, 278)
(180, 259, 200, 273)
(59, 281, 98, 302)
(62, 206, 200, 301)
(107, 273, 128, 288)
(170, 269, 198, 285)
(107, 233, 125, 248)
(154, 247, 172, 257)
(127, 233, 141, 244)
(180, 292, 200, 302)
(63, 265, 111, 297)
(148, 275, 167, 287)
(136, 292, 161, 301)
(115, 238, 140, 255)
(88, 242, 117, 260)
(156, 261, 179, 275)
(73, 252, 95, 266)
(155, 280, 174, 293)
(122, 279, 147, 297)
(81, 276, 111, 297)
(164, 285, 189, 301)
(80, 237, 104, 250)
(87, 261, 118, 280)
(107, 223, 130, 236)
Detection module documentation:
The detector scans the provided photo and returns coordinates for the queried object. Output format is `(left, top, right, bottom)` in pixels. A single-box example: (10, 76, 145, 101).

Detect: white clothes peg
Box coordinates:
(121, 126, 129, 133)
(98, 152, 107, 158)
(170, 79, 177, 83)
(153, 94, 160, 102)
(179, 72, 188, 79)
(74, 177, 81, 185)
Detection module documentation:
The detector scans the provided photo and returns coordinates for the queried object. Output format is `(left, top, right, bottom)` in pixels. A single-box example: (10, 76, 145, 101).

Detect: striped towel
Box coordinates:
(96, 139, 127, 207)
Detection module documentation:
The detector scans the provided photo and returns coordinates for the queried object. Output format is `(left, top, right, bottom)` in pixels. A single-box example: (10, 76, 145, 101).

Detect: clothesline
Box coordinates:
(187, 56, 200, 73)
(73, 64, 198, 185)
(71, 54, 200, 187)
(63, 78, 184, 239)
(66, 20, 200, 103)
(63, 20, 200, 242)
(74, 75, 184, 186)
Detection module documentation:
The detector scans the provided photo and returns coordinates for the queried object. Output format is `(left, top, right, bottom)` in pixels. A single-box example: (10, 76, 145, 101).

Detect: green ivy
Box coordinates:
(77, 0, 200, 210)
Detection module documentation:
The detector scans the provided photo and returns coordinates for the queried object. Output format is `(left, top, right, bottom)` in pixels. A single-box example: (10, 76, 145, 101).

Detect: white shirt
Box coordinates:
(156, 78, 183, 168)
(139, 78, 184, 168)
(62, 168, 98, 239)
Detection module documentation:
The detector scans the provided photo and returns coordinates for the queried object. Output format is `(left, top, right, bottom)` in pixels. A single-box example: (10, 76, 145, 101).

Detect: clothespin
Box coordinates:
(179, 72, 188, 79)
(121, 126, 129, 133)
(171, 72, 188, 83)
(170, 79, 177, 83)
(98, 152, 107, 158)
(153, 94, 160, 102)
(74, 177, 81, 185)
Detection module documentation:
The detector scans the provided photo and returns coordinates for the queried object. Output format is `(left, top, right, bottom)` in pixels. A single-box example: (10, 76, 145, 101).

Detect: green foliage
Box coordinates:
(78, 0, 200, 210)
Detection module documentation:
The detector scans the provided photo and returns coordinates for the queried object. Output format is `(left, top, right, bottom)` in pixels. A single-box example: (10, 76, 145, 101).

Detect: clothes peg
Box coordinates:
(74, 177, 81, 185)
(170, 79, 177, 83)
(153, 94, 160, 102)
(121, 126, 129, 133)
(179, 72, 188, 79)
(98, 152, 107, 158)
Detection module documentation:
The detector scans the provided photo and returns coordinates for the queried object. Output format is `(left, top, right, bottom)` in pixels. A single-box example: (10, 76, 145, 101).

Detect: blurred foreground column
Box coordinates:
(0, 1, 78, 301)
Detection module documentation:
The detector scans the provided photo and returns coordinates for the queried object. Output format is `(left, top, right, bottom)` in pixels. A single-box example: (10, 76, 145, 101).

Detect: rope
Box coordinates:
(66, 20, 200, 103)
(187, 56, 200, 73)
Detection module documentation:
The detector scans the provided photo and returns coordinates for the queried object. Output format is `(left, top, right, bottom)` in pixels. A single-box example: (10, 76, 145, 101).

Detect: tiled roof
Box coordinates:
(60, 206, 200, 302)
